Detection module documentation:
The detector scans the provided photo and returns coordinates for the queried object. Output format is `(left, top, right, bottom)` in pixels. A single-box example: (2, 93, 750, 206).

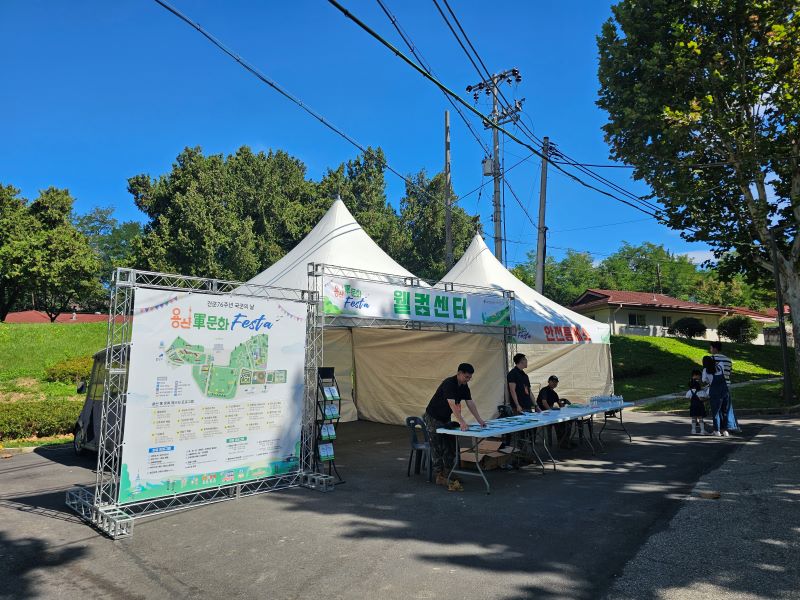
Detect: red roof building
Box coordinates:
(570, 289, 775, 344)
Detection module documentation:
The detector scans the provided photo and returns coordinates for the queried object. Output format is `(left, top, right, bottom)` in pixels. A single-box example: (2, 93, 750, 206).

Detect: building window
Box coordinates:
(628, 313, 646, 326)
(662, 316, 672, 328)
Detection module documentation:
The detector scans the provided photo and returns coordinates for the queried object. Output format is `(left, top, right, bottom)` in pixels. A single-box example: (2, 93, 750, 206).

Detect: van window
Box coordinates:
(88, 363, 108, 402)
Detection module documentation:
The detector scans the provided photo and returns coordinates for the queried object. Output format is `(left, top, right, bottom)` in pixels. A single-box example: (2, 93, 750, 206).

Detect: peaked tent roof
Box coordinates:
(441, 235, 611, 344)
(246, 198, 421, 291)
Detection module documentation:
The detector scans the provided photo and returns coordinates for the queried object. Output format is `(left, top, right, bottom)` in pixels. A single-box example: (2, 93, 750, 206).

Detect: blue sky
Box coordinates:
(0, 0, 713, 267)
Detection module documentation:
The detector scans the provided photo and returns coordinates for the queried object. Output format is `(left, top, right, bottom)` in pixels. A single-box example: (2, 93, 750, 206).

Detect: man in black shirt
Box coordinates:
(536, 375, 574, 449)
(507, 353, 536, 414)
(424, 363, 487, 488)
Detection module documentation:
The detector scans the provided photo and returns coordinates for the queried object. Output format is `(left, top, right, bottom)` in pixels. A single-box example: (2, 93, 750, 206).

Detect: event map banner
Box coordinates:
(117, 288, 307, 504)
(322, 278, 511, 326)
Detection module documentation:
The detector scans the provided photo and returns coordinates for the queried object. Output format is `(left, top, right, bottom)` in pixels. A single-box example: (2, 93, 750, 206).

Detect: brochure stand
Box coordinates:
(316, 367, 343, 483)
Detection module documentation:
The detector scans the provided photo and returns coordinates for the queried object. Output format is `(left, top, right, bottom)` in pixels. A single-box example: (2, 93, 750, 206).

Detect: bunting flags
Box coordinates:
(136, 296, 179, 314)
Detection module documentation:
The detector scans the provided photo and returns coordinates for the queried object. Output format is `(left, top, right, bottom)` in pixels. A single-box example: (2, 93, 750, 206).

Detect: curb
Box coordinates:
(636, 404, 800, 417)
(0, 443, 72, 457)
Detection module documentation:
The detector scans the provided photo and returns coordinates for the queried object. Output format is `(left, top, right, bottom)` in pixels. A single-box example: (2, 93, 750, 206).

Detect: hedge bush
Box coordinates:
(0, 400, 82, 440)
(44, 356, 93, 384)
(668, 317, 707, 339)
(718, 315, 760, 344)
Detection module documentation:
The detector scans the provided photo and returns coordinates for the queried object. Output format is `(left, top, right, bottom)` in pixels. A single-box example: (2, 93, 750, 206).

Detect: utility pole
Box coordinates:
(535, 136, 550, 293)
(467, 68, 523, 264)
(656, 262, 663, 294)
(444, 110, 453, 269)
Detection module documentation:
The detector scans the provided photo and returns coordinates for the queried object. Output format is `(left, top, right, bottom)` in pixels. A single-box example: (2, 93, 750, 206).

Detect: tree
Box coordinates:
(597, 242, 698, 299)
(718, 314, 760, 344)
(693, 270, 775, 310)
(668, 317, 707, 339)
(318, 147, 410, 263)
(27, 188, 99, 321)
(75, 207, 143, 286)
(398, 170, 479, 282)
(535, 252, 599, 307)
(0, 184, 39, 321)
(129, 147, 263, 280)
(128, 146, 408, 281)
(598, 1, 800, 376)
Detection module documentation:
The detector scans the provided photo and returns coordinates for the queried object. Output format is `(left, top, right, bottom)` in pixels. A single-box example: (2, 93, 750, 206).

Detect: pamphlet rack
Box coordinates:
(315, 366, 343, 482)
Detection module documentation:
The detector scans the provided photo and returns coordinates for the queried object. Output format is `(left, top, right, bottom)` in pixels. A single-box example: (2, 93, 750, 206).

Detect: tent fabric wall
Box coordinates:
(517, 343, 614, 402)
(322, 329, 358, 422)
(352, 328, 506, 425)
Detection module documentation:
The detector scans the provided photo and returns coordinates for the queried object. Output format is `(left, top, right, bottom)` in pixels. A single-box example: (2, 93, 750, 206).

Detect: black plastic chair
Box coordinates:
(405, 416, 432, 482)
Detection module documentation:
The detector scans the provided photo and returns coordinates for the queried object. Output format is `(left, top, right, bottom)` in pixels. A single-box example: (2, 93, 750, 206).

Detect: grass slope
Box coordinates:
(612, 334, 792, 405)
(0, 322, 108, 442)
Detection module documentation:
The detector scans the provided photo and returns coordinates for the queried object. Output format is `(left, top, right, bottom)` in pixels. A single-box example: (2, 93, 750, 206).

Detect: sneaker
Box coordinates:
(722, 430, 730, 437)
(712, 431, 722, 437)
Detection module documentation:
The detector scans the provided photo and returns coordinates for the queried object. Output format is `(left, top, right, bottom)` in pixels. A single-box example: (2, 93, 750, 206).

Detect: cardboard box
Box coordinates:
(459, 440, 511, 471)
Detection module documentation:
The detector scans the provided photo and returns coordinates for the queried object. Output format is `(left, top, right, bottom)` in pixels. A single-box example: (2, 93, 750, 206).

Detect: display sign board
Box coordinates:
(322, 278, 511, 326)
(117, 289, 307, 504)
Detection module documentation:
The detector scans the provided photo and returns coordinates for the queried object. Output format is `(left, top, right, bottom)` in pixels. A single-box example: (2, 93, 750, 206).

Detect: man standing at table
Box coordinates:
(507, 353, 537, 414)
(536, 375, 575, 449)
(424, 363, 487, 489)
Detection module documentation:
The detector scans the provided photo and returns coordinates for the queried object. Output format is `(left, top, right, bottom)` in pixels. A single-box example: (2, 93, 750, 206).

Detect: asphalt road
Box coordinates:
(0, 411, 792, 600)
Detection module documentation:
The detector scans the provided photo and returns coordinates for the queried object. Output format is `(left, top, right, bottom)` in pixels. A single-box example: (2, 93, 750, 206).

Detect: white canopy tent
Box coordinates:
(246, 199, 508, 424)
(441, 235, 614, 402)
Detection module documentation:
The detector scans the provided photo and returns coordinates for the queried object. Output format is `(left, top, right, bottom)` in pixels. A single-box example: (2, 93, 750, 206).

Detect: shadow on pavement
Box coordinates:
(255, 417, 773, 599)
(0, 531, 89, 600)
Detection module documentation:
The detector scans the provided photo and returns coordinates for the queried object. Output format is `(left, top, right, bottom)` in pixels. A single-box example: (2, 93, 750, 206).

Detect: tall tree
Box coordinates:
(318, 147, 410, 262)
(598, 0, 800, 374)
(597, 242, 698, 299)
(75, 207, 143, 286)
(129, 147, 262, 280)
(398, 170, 479, 282)
(0, 184, 39, 320)
(28, 188, 99, 321)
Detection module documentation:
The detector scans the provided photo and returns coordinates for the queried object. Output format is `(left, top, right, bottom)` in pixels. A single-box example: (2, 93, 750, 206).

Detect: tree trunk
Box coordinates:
(782, 275, 800, 392)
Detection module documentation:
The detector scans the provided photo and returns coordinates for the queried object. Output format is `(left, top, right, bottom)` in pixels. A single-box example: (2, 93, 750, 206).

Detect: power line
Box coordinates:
(455, 151, 537, 204)
(550, 217, 652, 233)
(434, 3, 663, 218)
(326, 1, 662, 220)
(328, 0, 661, 221)
(153, 0, 456, 213)
(414, 1, 663, 220)
(376, 0, 490, 156)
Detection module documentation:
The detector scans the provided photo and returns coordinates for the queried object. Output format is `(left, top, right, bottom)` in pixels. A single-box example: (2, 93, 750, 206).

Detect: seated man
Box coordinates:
(536, 375, 575, 449)
(423, 363, 487, 490)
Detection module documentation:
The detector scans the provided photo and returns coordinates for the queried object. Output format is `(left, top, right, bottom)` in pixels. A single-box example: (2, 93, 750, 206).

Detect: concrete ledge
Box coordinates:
(0, 443, 72, 456)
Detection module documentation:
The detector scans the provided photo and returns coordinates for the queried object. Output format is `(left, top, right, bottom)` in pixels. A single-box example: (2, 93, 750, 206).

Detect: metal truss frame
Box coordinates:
(66, 268, 317, 539)
(309, 263, 517, 336)
(308, 262, 518, 414)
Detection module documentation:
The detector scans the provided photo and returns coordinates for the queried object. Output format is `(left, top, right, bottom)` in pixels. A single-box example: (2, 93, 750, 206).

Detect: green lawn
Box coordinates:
(0, 322, 107, 442)
(638, 381, 791, 412)
(611, 335, 791, 402)
(0, 322, 107, 381)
